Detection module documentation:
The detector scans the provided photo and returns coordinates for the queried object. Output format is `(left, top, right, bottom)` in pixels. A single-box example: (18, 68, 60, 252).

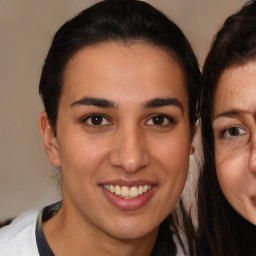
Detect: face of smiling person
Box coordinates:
(40, 42, 191, 242)
(213, 61, 256, 224)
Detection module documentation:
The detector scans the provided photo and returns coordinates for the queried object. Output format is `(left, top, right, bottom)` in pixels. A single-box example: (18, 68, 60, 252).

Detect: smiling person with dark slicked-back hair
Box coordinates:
(0, 1, 201, 255)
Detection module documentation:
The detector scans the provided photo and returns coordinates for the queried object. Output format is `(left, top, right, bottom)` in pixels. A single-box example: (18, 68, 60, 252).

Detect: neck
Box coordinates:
(43, 204, 158, 256)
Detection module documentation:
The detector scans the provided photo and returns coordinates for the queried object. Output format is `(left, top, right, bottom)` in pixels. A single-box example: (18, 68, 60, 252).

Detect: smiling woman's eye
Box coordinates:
(146, 114, 175, 126)
(214, 125, 250, 149)
(82, 114, 111, 126)
(222, 126, 246, 139)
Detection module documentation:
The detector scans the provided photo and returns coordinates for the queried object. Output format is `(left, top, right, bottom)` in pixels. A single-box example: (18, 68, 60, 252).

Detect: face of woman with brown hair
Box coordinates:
(39, 42, 193, 251)
(212, 61, 256, 224)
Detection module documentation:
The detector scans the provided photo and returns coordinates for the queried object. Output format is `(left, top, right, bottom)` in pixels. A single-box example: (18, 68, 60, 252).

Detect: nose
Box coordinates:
(109, 126, 150, 174)
(248, 134, 256, 175)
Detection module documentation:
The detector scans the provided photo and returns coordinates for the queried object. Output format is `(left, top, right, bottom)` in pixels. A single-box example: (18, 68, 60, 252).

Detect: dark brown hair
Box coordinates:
(39, 0, 201, 133)
(196, 1, 256, 255)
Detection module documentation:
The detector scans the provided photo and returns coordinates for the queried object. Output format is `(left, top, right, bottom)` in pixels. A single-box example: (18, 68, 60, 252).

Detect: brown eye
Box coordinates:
(146, 114, 175, 126)
(83, 114, 111, 126)
(228, 127, 240, 137)
(90, 116, 103, 125)
(152, 115, 165, 125)
(223, 127, 246, 138)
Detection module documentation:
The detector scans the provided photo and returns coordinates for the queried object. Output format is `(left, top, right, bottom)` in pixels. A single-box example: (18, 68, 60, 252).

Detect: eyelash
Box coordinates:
(145, 114, 176, 126)
(219, 126, 247, 139)
(81, 114, 112, 127)
(81, 113, 176, 127)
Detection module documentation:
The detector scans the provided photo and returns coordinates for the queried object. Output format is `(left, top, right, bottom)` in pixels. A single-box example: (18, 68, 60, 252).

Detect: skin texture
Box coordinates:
(213, 61, 256, 225)
(39, 42, 192, 256)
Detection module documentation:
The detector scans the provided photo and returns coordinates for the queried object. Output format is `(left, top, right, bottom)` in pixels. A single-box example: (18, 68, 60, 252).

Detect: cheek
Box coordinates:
(57, 131, 111, 177)
(152, 129, 191, 179)
(215, 151, 245, 196)
(153, 134, 190, 208)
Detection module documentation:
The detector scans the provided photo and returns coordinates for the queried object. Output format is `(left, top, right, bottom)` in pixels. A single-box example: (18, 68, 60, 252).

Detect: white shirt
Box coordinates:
(0, 210, 40, 256)
(0, 206, 187, 256)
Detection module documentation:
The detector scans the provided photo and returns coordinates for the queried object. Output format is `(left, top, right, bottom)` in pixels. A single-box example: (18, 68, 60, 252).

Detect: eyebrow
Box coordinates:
(143, 98, 184, 113)
(214, 110, 240, 119)
(70, 96, 184, 112)
(71, 97, 117, 108)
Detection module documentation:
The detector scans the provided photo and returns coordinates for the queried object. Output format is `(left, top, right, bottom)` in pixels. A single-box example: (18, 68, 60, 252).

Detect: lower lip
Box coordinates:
(100, 186, 155, 211)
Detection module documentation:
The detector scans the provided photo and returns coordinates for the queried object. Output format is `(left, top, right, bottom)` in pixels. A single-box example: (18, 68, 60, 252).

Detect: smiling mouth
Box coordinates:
(102, 184, 152, 199)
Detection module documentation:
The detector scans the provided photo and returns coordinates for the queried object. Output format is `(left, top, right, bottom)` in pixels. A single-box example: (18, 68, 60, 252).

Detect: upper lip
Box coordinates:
(99, 179, 156, 187)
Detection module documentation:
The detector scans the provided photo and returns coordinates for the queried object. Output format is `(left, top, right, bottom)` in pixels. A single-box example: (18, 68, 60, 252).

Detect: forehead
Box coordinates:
(60, 42, 187, 108)
(214, 61, 256, 114)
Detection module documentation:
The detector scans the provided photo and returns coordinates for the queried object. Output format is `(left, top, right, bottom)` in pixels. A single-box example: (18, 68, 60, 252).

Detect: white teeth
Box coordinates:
(115, 185, 121, 195)
(138, 186, 144, 195)
(102, 184, 152, 199)
(109, 185, 115, 193)
(121, 186, 129, 197)
(130, 186, 138, 197)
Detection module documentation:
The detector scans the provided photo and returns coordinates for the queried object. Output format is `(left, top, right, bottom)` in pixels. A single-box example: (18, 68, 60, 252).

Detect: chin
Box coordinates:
(106, 221, 158, 241)
(246, 214, 256, 225)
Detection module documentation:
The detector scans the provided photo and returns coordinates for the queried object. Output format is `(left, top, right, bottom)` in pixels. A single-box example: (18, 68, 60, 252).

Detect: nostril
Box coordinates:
(108, 129, 150, 173)
(109, 146, 150, 173)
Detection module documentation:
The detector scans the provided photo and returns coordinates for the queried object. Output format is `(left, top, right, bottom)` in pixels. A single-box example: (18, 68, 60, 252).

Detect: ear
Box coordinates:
(39, 111, 61, 166)
(190, 145, 195, 155)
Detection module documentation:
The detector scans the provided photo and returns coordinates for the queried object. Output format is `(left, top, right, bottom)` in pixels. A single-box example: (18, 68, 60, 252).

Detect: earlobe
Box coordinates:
(39, 111, 61, 166)
(190, 145, 195, 155)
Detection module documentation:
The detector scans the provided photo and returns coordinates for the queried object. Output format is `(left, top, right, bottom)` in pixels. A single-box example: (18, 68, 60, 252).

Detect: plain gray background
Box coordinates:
(0, 0, 247, 221)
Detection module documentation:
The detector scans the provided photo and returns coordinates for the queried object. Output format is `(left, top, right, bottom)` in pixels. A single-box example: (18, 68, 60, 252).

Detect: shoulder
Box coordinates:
(0, 210, 40, 256)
